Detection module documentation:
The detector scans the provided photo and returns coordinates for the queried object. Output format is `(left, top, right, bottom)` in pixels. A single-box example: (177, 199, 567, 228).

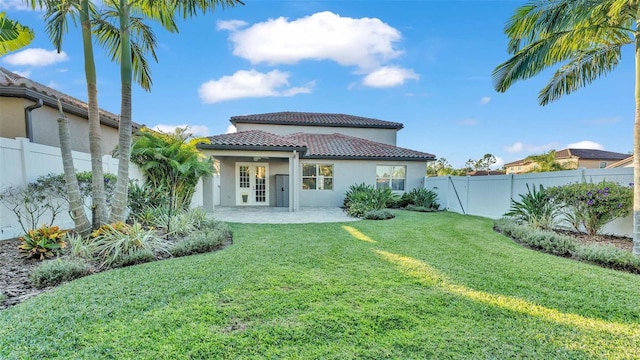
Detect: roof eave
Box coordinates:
(302, 155, 435, 161)
(196, 143, 308, 153)
(0, 86, 125, 129)
(231, 119, 403, 130)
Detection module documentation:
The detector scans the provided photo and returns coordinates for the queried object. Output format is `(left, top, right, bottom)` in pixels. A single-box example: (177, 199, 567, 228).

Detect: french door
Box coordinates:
(236, 163, 269, 206)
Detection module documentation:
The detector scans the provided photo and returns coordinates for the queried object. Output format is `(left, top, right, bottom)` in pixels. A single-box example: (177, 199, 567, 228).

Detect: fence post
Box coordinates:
(17, 137, 32, 186)
(509, 173, 514, 207)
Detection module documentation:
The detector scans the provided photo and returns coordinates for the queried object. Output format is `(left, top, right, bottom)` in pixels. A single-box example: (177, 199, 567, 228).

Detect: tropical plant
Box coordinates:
(127, 181, 169, 221)
(0, 12, 35, 56)
(344, 183, 399, 218)
(523, 150, 576, 173)
(401, 188, 440, 210)
(492, 0, 640, 254)
(546, 181, 632, 236)
(91, 222, 169, 269)
(128, 127, 214, 233)
(504, 184, 559, 230)
(18, 225, 68, 260)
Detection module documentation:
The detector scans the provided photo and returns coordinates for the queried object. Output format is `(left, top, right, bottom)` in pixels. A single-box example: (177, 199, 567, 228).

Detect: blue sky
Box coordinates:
(1, 0, 633, 168)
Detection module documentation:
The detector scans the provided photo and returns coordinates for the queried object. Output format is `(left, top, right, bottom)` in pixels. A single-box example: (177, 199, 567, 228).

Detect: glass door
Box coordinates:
(236, 163, 269, 205)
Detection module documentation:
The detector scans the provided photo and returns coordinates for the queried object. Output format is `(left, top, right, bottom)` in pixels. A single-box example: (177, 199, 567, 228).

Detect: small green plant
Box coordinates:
(494, 218, 577, 256)
(344, 183, 399, 218)
(112, 249, 157, 268)
(171, 227, 229, 257)
(547, 181, 632, 235)
(405, 204, 438, 212)
(574, 244, 640, 273)
(363, 209, 395, 220)
(127, 181, 169, 222)
(18, 225, 67, 260)
(30, 258, 91, 288)
(401, 188, 440, 209)
(91, 222, 168, 269)
(504, 184, 559, 230)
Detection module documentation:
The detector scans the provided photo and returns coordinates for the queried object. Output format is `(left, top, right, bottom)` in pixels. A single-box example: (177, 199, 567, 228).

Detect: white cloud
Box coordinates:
(458, 118, 478, 126)
(0, 0, 31, 10)
(2, 48, 69, 66)
(198, 69, 313, 103)
(566, 140, 604, 150)
(221, 11, 402, 71)
(362, 66, 419, 88)
(480, 96, 491, 105)
(216, 19, 247, 31)
(504, 141, 555, 154)
(47, 81, 59, 89)
(226, 125, 237, 134)
(152, 124, 211, 138)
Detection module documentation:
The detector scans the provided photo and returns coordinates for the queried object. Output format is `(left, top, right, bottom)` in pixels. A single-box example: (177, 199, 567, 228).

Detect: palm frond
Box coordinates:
(539, 43, 622, 104)
(0, 13, 35, 56)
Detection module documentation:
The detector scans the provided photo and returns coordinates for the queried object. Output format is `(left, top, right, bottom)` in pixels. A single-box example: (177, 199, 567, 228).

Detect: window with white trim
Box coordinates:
(376, 165, 406, 191)
(302, 164, 333, 190)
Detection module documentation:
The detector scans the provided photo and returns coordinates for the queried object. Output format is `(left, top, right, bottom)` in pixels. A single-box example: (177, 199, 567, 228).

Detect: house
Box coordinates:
(606, 155, 632, 168)
(0, 67, 124, 154)
(467, 170, 506, 176)
(504, 148, 630, 174)
(197, 112, 435, 211)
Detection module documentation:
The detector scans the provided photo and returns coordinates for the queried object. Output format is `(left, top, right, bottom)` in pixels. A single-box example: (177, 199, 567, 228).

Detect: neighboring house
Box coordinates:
(0, 67, 125, 154)
(606, 155, 632, 168)
(467, 170, 506, 176)
(197, 112, 435, 211)
(505, 148, 629, 174)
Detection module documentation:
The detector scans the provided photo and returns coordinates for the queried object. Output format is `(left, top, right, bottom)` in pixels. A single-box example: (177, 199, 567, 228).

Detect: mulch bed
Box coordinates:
(1, 235, 232, 311)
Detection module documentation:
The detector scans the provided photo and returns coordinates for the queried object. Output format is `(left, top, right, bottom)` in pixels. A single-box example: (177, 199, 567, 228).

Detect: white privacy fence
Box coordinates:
(424, 167, 633, 237)
(0, 137, 146, 240)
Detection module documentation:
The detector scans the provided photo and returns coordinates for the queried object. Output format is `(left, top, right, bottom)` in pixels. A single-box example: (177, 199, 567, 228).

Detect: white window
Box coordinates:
(302, 164, 333, 190)
(376, 165, 406, 191)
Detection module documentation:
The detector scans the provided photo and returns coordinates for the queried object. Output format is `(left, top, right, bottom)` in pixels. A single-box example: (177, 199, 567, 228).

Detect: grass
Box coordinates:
(1, 211, 640, 359)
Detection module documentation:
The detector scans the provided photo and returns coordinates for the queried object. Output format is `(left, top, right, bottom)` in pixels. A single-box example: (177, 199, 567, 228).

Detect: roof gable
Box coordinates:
(561, 148, 629, 161)
(230, 112, 404, 130)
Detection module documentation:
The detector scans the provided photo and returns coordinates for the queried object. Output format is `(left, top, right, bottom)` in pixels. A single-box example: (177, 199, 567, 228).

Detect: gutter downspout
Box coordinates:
(24, 99, 43, 142)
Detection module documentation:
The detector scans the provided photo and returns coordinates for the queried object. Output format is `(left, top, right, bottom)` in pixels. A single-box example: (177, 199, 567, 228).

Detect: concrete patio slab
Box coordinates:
(210, 207, 360, 224)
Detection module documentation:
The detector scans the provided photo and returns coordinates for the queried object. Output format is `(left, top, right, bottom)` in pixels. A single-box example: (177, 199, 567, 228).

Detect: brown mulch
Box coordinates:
(555, 230, 634, 252)
(1, 235, 232, 311)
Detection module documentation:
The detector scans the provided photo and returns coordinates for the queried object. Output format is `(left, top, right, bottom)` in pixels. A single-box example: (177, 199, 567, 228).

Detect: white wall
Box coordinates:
(235, 123, 398, 145)
(425, 167, 633, 237)
(0, 137, 144, 240)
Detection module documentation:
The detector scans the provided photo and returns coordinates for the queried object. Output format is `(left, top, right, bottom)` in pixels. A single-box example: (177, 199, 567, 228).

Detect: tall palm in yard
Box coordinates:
(493, 0, 640, 255)
(98, 0, 244, 223)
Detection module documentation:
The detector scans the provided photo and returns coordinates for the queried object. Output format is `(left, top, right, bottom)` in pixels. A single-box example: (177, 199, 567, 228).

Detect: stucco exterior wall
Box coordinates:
(234, 123, 398, 145)
(298, 159, 426, 207)
(0, 97, 119, 154)
(213, 155, 427, 208)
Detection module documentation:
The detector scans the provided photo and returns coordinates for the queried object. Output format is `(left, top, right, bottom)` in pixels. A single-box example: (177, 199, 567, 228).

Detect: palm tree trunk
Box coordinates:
(80, 0, 108, 228)
(634, 25, 640, 256)
(57, 105, 91, 235)
(109, 1, 133, 223)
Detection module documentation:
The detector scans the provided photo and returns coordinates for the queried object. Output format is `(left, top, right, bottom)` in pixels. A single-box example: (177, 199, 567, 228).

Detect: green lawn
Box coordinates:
(1, 211, 640, 359)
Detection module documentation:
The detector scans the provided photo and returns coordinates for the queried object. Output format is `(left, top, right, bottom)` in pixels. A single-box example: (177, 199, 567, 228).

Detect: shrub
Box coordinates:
(66, 232, 94, 260)
(401, 188, 440, 210)
(494, 218, 577, 256)
(91, 222, 168, 269)
(18, 225, 67, 260)
(547, 181, 632, 235)
(112, 249, 157, 268)
(344, 183, 399, 218)
(504, 184, 559, 230)
(30, 258, 91, 288)
(363, 209, 395, 220)
(405, 204, 438, 212)
(171, 227, 229, 257)
(127, 181, 169, 222)
(574, 244, 640, 273)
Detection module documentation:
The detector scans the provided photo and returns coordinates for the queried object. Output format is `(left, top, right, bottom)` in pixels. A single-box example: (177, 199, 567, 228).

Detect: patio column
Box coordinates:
(289, 152, 295, 212)
(293, 150, 300, 211)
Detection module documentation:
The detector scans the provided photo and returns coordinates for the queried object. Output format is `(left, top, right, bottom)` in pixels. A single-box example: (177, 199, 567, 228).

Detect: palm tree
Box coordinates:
(0, 12, 34, 56)
(524, 150, 576, 173)
(492, 0, 640, 256)
(100, 0, 244, 223)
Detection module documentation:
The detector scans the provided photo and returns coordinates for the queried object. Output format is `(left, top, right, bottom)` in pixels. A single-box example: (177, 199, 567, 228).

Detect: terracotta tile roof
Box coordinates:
(557, 148, 629, 161)
(203, 130, 306, 150)
(287, 132, 434, 160)
(0, 67, 128, 129)
(200, 131, 434, 161)
(230, 111, 403, 129)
